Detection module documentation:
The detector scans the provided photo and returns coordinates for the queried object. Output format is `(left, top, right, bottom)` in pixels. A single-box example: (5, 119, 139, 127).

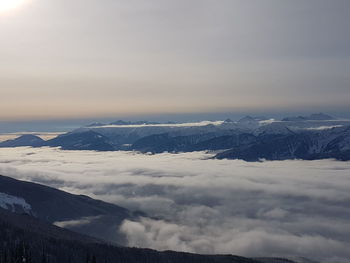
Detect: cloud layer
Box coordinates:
(0, 147, 349, 262)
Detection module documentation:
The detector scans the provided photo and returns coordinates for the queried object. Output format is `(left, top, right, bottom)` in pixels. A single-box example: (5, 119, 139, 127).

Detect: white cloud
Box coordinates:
(54, 216, 101, 228)
(0, 147, 350, 262)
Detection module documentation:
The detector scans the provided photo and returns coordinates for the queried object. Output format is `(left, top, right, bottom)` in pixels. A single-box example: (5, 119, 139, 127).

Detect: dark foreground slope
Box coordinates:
(0, 208, 268, 263)
(0, 175, 135, 244)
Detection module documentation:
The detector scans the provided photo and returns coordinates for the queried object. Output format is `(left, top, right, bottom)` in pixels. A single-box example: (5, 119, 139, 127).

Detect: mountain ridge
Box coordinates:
(0, 113, 349, 161)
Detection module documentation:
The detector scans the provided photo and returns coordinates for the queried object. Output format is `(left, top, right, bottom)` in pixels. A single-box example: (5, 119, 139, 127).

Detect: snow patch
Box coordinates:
(0, 192, 32, 213)
(54, 216, 102, 228)
(259, 119, 276, 125)
(305, 125, 344, 131)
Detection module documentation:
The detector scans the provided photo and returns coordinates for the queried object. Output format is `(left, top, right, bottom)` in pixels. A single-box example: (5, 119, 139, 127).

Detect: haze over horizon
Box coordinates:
(1, 0, 350, 121)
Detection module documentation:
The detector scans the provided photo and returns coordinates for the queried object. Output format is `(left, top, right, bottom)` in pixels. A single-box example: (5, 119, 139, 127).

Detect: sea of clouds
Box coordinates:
(0, 147, 349, 263)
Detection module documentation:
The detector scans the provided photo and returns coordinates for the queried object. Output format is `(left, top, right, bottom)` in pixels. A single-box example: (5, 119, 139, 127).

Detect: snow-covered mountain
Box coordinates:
(0, 134, 45, 147)
(216, 126, 350, 161)
(0, 113, 349, 161)
(46, 130, 115, 151)
(281, 113, 335, 121)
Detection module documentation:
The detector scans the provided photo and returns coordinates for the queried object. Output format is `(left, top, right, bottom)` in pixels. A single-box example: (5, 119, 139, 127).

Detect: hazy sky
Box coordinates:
(1, 0, 350, 120)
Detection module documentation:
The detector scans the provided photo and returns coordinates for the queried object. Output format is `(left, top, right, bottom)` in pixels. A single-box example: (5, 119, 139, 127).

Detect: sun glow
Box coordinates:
(0, 0, 27, 13)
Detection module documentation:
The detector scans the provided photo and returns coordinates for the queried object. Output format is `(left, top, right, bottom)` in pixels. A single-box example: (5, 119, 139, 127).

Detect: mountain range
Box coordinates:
(1, 113, 349, 161)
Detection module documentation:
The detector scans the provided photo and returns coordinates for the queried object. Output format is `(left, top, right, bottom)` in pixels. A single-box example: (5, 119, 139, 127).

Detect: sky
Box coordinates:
(1, 148, 350, 263)
(1, 0, 350, 121)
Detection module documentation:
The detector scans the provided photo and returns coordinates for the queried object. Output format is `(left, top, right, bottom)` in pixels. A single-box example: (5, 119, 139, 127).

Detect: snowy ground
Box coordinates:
(0, 192, 32, 213)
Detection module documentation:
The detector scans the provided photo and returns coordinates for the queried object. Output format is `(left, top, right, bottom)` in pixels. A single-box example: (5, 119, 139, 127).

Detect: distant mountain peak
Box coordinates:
(47, 130, 115, 151)
(308, 113, 335, 120)
(281, 116, 307, 122)
(0, 134, 44, 148)
(282, 113, 335, 122)
(238, 116, 256, 123)
(86, 122, 105, 127)
(109, 120, 130, 125)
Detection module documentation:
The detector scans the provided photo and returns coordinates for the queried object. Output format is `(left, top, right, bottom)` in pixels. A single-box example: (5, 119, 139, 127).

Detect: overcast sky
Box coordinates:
(1, 0, 350, 120)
